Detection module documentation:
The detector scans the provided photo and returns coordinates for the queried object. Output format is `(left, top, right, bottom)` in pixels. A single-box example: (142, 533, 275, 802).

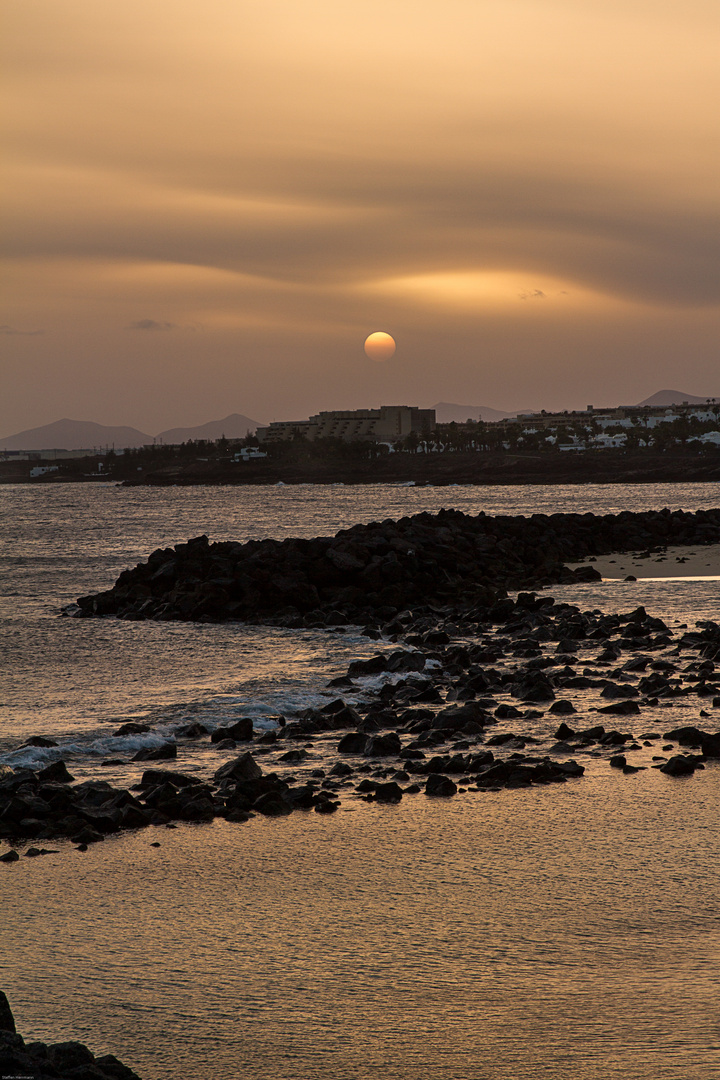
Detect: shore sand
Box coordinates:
(570, 542, 720, 580)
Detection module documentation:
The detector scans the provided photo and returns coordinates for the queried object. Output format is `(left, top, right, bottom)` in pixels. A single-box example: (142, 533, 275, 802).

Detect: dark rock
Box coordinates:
(573, 565, 603, 582)
(0, 849, 20, 863)
(210, 718, 254, 742)
(511, 671, 555, 702)
(700, 732, 720, 757)
(21, 735, 58, 747)
(138, 769, 198, 788)
(214, 752, 263, 783)
(372, 781, 404, 803)
(663, 726, 706, 745)
(131, 742, 177, 761)
(494, 703, 523, 719)
(348, 655, 388, 676)
(49, 1040, 96, 1069)
(278, 749, 309, 762)
(71, 826, 105, 845)
(601, 683, 639, 699)
(95, 1052, 143, 1079)
(314, 796, 339, 813)
(253, 791, 293, 816)
(178, 796, 216, 821)
(660, 755, 697, 776)
(113, 722, 150, 736)
(176, 722, 210, 738)
(598, 700, 641, 715)
(385, 650, 426, 673)
(549, 700, 576, 715)
(364, 732, 402, 757)
(337, 732, 369, 754)
(554, 760, 584, 777)
(425, 773, 457, 797)
(599, 730, 631, 746)
(0, 992, 15, 1032)
(37, 760, 75, 783)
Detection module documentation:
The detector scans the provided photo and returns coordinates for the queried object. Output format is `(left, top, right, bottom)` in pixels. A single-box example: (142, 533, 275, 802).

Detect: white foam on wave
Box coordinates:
(0, 730, 177, 771)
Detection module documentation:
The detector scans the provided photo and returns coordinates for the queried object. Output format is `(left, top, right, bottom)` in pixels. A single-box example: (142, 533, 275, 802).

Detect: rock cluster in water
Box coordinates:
(71, 508, 720, 625)
(0, 990, 141, 1079)
(3, 593, 719, 855)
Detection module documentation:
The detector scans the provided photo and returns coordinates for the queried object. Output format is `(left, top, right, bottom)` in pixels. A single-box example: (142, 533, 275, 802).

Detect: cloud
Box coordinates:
(127, 319, 177, 331)
(0, 325, 44, 335)
(2, 0, 719, 431)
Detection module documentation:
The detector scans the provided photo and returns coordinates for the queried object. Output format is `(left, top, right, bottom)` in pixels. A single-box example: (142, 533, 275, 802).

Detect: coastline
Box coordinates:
(3, 506, 718, 853)
(3, 448, 720, 486)
(570, 542, 720, 580)
(3, 494, 720, 1080)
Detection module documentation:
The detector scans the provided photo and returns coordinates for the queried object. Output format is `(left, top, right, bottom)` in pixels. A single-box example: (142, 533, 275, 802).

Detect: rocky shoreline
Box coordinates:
(2, 584, 719, 855)
(70, 508, 720, 626)
(1, 508, 718, 856)
(0, 991, 141, 1079)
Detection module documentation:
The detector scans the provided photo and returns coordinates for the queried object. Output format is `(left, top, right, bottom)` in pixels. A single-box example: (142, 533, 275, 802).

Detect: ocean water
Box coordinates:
(1, 481, 719, 1080)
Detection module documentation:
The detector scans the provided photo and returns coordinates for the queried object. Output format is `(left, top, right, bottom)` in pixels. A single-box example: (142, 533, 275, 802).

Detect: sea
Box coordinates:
(1, 481, 719, 1080)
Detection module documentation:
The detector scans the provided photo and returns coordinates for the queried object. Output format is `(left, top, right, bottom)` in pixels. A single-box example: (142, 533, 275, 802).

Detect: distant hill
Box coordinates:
(634, 390, 719, 408)
(0, 419, 152, 451)
(433, 402, 524, 423)
(1, 413, 264, 451)
(156, 413, 262, 443)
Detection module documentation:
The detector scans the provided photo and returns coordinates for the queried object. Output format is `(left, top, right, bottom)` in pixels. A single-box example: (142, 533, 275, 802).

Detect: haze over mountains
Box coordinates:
(2, 391, 717, 450)
(0, 414, 263, 451)
(634, 390, 718, 408)
(434, 390, 718, 425)
(432, 402, 520, 423)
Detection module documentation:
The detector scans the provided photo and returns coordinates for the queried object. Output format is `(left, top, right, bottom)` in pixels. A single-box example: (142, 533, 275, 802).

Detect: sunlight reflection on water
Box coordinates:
(1, 482, 719, 1080)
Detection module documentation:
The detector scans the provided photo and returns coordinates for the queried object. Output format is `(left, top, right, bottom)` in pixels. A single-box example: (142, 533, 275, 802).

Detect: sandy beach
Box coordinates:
(570, 542, 720, 580)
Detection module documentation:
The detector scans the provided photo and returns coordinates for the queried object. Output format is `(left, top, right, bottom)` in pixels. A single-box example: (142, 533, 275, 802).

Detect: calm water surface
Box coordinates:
(1, 482, 719, 1079)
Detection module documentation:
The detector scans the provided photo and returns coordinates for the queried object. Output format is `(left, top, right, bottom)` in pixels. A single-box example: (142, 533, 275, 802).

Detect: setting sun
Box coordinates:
(364, 331, 396, 361)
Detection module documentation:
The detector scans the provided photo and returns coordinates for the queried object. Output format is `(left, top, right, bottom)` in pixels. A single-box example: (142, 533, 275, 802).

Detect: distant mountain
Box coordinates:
(0, 413, 265, 451)
(0, 419, 152, 451)
(433, 402, 525, 424)
(634, 390, 719, 408)
(156, 413, 263, 443)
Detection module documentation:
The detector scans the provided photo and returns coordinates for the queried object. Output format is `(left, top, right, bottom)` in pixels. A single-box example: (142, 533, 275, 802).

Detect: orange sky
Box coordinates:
(2, 0, 719, 433)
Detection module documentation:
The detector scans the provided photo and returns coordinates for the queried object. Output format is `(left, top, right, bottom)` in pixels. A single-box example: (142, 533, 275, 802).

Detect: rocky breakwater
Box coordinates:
(0, 990, 141, 1079)
(70, 508, 720, 626)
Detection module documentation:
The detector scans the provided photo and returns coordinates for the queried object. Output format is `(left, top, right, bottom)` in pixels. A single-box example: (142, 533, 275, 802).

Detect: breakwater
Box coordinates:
(73, 508, 720, 625)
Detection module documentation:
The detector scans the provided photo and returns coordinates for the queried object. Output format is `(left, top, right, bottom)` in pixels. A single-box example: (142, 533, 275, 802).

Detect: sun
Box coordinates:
(364, 331, 396, 361)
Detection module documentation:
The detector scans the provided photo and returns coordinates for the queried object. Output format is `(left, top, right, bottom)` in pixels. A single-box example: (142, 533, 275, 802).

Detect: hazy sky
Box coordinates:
(2, 0, 719, 433)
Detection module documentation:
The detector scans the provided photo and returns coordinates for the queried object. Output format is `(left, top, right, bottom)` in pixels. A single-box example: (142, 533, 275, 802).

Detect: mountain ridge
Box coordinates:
(634, 390, 718, 408)
(1, 413, 264, 451)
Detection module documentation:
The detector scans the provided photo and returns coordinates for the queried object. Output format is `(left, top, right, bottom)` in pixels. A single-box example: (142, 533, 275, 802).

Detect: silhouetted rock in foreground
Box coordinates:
(0, 991, 142, 1079)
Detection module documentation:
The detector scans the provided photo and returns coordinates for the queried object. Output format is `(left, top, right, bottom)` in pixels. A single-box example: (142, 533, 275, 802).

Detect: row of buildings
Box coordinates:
(254, 400, 720, 444)
(4, 401, 718, 460)
(256, 405, 436, 444)
(495, 401, 720, 433)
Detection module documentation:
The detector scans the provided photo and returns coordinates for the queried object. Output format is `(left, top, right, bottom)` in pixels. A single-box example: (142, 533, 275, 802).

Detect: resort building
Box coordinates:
(257, 406, 436, 444)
